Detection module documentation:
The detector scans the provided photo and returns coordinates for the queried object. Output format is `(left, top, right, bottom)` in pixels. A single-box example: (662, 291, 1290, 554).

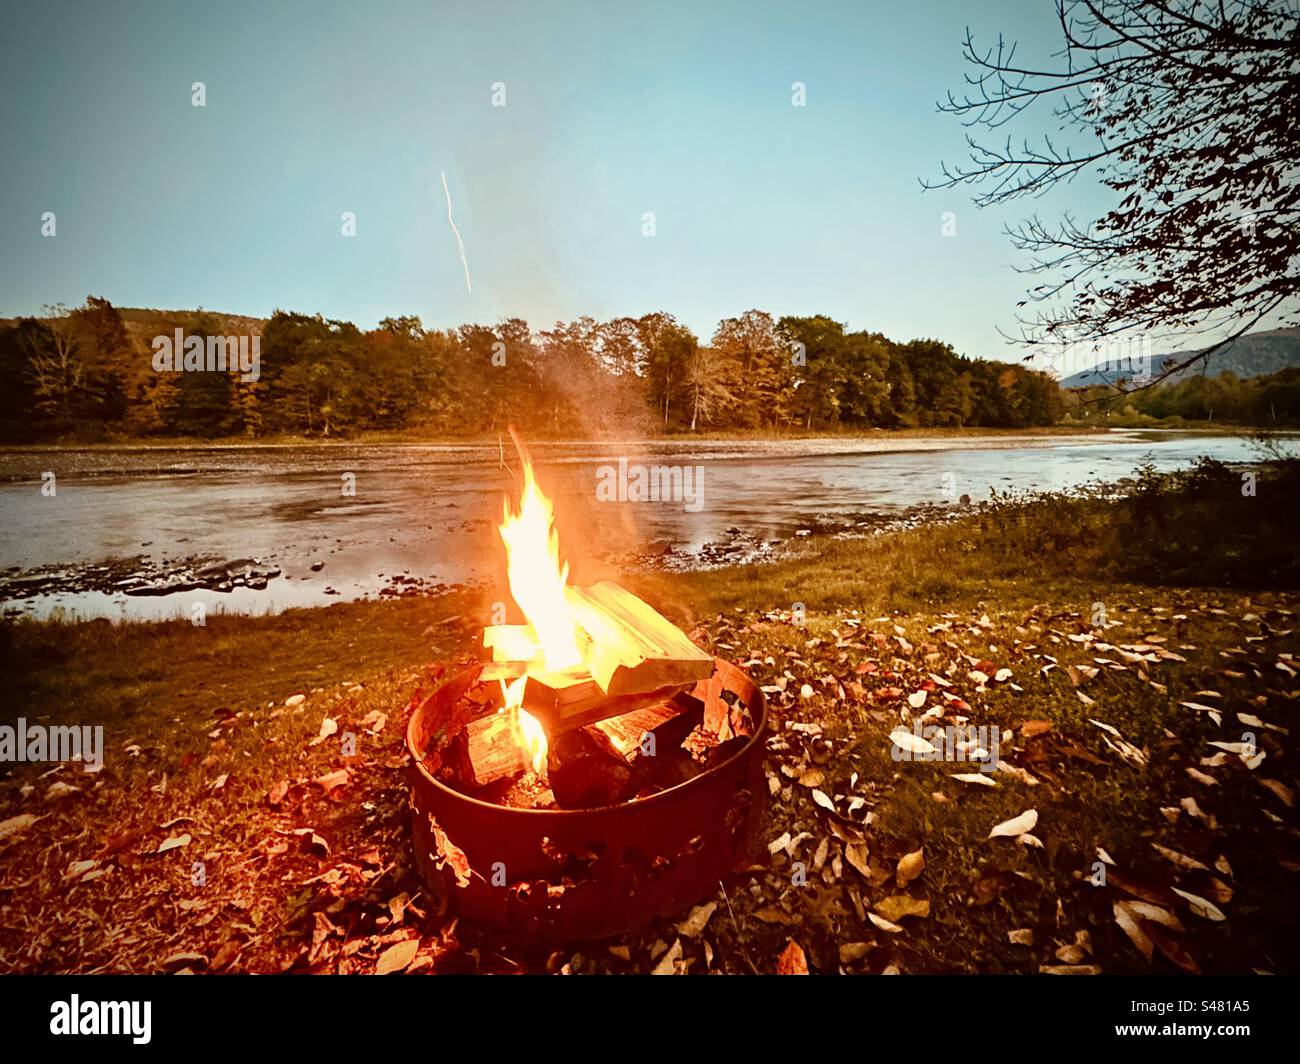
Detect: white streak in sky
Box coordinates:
(440, 172, 472, 294)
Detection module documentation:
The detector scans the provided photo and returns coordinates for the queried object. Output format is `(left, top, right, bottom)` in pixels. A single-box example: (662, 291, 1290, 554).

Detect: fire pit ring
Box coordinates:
(406, 657, 767, 940)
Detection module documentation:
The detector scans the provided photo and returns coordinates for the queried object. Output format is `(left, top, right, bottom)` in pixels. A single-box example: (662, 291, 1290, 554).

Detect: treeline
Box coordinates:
(1065, 368, 1300, 426)
(0, 299, 1065, 440)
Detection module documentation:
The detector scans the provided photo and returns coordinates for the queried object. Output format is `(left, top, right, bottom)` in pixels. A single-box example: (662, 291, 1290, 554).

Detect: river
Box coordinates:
(0, 430, 1271, 621)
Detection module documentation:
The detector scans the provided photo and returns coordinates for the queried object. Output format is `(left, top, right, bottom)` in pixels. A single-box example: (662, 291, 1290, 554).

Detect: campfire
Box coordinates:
(405, 432, 768, 937)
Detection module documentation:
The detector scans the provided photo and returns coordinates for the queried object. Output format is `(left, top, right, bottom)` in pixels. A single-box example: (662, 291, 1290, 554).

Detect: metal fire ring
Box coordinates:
(406, 657, 768, 940)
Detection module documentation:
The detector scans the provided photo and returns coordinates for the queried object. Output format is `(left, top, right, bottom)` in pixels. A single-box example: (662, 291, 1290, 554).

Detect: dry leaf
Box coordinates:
(676, 901, 717, 938)
(896, 848, 925, 889)
(844, 840, 870, 879)
(314, 768, 350, 794)
(1173, 887, 1226, 922)
(375, 939, 420, 975)
(777, 939, 809, 975)
(874, 895, 930, 922)
(156, 833, 191, 854)
(811, 789, 835, 813)
(988, 809, 1038, 839)
(0, 814, 40, 842)
(651, 938, 684, 975)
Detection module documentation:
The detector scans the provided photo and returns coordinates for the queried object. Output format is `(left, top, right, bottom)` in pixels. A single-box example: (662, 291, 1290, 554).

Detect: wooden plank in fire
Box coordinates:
(519, 675, 693, 735)
(594, 702, 681, 757)
(463, 712, 529, 787)
(482, 624, 540, 664)
(563, 581, 713, 696)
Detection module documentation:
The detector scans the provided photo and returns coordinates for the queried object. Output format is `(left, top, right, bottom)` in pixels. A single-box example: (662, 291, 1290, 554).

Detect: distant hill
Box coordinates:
(1059, 328, 1300, 389)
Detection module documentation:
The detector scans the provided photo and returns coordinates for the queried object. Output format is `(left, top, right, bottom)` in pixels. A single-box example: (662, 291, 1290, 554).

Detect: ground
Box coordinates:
(1, 461, 1297, 974)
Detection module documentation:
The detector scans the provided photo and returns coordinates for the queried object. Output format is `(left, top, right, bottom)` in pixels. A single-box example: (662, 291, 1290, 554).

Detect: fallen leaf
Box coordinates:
(890, 728, 937, 757)
(867, 913, 904, 934)
(375, 939, 420, 975)
(156, 833, 191, 854)
(988, 809, 1038, 839)
(651, 938, 684, 975)
(676, 901, 717, 938)
(1172, 887, 1227, 922)
(161, 951, 208, 972)
(0, 814, 40, 842)
(844, 840, 870, 879)
(896, 849, 925, 889)
(1151, 842, 1208, 872)
(313, 768, 350, 794)
(777, 939, 809, 975)
(874, 895, 930, 922)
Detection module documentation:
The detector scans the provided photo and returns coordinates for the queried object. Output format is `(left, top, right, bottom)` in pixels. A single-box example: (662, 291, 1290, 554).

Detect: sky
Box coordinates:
(0, 0, 1115, 362)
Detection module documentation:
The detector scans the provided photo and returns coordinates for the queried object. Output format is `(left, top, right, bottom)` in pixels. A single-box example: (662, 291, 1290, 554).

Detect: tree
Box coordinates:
(930, 1, 1300, 388)
(637, 313, 697, 429)
(838, 331, 892, 424)
(69, 296, 130, 421)
(778, 316, 852, 429)
(19, 305, 83, 419)
(685, 345, 738, 430)
(712, 310, 790, 427)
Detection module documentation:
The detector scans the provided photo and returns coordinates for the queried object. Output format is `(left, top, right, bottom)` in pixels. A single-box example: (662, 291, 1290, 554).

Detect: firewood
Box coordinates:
(463, 712, 529, 787)
(482, 625, 540, 663)
(627, 698, 706, 793)
(546, 726, 636, 809)
(563, 581, 713, 696)
(521, 676, 693, 735)
(593, 702, 681, 757)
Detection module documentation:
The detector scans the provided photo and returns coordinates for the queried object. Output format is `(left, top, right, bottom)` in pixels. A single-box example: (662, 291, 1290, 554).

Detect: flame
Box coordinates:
(500, 676, 547, 774)
(497, 431, 584, 672)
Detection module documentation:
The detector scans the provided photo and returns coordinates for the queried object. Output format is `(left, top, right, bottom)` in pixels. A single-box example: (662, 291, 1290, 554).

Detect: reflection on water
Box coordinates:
(0, 431, 1270, 621)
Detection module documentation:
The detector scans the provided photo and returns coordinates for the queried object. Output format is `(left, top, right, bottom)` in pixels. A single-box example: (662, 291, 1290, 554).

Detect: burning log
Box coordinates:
(460, 712, 529, 788)
(518, 675, 692, 736)
(562, 581, 714, 696)
(594, 702, 681, 757)
(546, 725, 636, 809)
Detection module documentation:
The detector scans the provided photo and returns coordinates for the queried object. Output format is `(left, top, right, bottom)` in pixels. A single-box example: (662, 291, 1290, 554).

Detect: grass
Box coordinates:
(0, 459, 1296, 974)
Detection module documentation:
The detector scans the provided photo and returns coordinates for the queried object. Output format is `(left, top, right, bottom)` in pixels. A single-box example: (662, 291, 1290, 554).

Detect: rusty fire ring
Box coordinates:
(406, 656, 767, 940)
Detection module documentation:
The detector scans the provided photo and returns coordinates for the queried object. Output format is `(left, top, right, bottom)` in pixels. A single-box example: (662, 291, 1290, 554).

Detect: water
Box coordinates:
(0, 430, 1270, 621)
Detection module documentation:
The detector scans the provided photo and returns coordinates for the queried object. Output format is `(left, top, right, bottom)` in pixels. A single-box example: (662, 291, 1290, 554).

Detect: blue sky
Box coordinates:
(0, 0, 1111, 361)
